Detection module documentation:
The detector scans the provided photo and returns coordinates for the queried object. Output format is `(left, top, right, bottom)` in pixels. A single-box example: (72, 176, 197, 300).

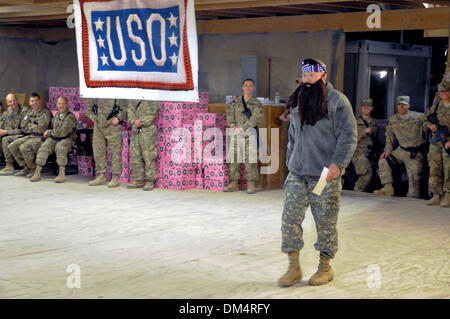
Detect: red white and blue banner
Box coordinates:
(74, 0, 198, 102)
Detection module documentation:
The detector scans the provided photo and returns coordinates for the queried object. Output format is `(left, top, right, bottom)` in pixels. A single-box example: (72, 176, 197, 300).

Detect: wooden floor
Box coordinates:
(0, 174, 448, 299)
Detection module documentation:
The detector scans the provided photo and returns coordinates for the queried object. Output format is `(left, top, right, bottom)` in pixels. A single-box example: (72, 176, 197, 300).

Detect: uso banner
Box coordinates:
(74, 0, 199, 102)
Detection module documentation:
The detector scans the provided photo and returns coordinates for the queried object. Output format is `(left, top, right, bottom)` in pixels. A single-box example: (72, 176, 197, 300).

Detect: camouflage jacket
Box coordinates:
(384, 111, 425, 153)
(423, 99, 450, 143)
(355, 116, 378, 155)
(0, 104, 28, 135)
(87, 98, 127, 128)
(21, 107, 53, 136)
(127, 100, 160, 132)
(226, 96, 264, 131)
(46, 111, 78, 139)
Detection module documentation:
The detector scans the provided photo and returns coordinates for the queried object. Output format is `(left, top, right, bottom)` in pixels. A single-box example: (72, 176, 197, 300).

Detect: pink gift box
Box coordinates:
(204, 179, 230, 192)
(77, 156, 94, 176)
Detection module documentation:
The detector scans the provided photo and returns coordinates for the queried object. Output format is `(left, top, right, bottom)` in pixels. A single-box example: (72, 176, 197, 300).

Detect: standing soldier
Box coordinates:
(351, 98, 378, 192)
(278, 58, 357, 287)
(126, 100, 160, 191)
(30, 96, 78, 183)
(0, 93, 28, 174)
(423, 77, 450, 207)
(87, 98, 127, 187)
(8, 93, 52, 178)
(374, 96, 426, 198)
(224, 78, 264, 194)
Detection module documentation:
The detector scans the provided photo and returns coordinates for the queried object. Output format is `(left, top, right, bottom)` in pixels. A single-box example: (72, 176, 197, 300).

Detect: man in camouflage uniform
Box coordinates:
(224, 78, 264, 194)
(423, 78, 450, 207)
(0, 93, 29, 174)
(8, 93, 52, 178)
(279, 59, 357, 287)
(30, 96, 78, 183)
(374, 96, 426, 198)
(351, 98, 378, 192)
(87, 98, 127, 187)
(126, 100, 160, 191)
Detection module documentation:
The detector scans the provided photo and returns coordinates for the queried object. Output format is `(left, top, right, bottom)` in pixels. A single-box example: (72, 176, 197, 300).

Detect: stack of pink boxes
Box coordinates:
(47, 86, 88, 112)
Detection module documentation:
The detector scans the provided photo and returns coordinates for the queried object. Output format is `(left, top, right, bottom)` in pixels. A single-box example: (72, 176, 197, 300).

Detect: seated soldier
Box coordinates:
(0, 93, 29, 175)
(8, 93, 52, 178)
(30, 96, 78, 183)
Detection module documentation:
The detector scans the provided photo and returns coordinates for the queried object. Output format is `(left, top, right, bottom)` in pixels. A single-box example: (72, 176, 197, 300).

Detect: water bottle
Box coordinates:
(274, 92, 280, 104)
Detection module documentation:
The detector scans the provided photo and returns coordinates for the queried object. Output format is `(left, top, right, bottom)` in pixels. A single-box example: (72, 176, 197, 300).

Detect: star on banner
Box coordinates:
(97, 35, 105, 49)
(169, 52, 178, 66)
(100, 53, 109, 66)
(168, 32, 178, 47)
(94, 17, 104, 31)
(167, 13, 178, 28)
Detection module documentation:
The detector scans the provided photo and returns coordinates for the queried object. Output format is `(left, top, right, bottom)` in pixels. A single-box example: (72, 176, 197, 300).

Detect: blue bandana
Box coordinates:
(302, 63, 327, 73)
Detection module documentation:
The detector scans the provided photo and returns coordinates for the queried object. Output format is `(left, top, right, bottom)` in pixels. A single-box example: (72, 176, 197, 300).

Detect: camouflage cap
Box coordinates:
(396, 96, 410, 105)
(361, 98, 373, 106)
(437, 80, 450, 92)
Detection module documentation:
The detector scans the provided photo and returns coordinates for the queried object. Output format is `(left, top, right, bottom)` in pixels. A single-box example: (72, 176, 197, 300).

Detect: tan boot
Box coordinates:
(223, 180, 239, 192)
(54, 166, 66, 183)
(247, 181, 256, 194)
(0, 162, 15, 175)
(374, 183, 394, 196)
(30, 166, 42, 182)
(107, 175, 120, 188)
(14, 167, 29, 177)
(426, 194, 441, 206)
(278, 251, 302, 287)
(88, 174, 106, 186)
(309, 253, 334, 286)
(143, 181, 154, 191)
(126, 180, 145, 189)
(441, 193, 450, 208)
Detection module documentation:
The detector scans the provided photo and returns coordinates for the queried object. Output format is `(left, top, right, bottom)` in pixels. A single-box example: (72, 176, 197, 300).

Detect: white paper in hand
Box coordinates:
(312, 167, 329, 196)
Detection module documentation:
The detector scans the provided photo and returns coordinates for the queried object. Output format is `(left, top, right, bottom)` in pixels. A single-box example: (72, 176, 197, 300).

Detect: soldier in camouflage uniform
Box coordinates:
(126, 100, 160, 191)
(30, 96, 78, 183)
(0, 93, 28, 175)
(224, 78, 264, 194)
(8, 93, 52, 178)
(423, 78, 450, 208)
(87, 98, 127, 187)
(279, 59, 357, 287)
(351, 98, 378, 192)
(374, 96, 426, 198)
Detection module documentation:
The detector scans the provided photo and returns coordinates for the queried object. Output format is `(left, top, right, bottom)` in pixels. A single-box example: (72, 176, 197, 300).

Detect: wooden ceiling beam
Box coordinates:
(195, 0, 351, 11)
(198, 7, 449, 34)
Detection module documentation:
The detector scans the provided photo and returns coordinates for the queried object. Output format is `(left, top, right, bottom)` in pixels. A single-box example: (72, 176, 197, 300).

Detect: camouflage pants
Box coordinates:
(228, 134, 259, 181)
(281, 173, 342, 259)
(378, 147, 423, 198)
(35, 137, 73, 167)
(9, 136, 43, 169)
(428, 143, 450, 194)
(130, 130, 158, 182)
(352, 151, 372, 192)
(1, 135, 22, 163)
(93, 123, 123, 175)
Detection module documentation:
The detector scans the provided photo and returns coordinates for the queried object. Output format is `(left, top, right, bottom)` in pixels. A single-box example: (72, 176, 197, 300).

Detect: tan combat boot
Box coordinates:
(54, 166, 66, 183)
(441, 193, 450, 208)
(373, 183, 394, 196)
(107, 175, 120, 188)
(278, 251, 302, 287)
(426, 194, 441, 206)
(88, 174, 106, 186)
(30, 166, 42, 182)
(247, 181, 256, 194)
(223, 180, 239, 192)
(143, 181, 154, 191)
(126, 180, 145, 189)
(0, 162, 15, 175)
(309, 253, 334, 286)
(14, 167, 29, 177)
